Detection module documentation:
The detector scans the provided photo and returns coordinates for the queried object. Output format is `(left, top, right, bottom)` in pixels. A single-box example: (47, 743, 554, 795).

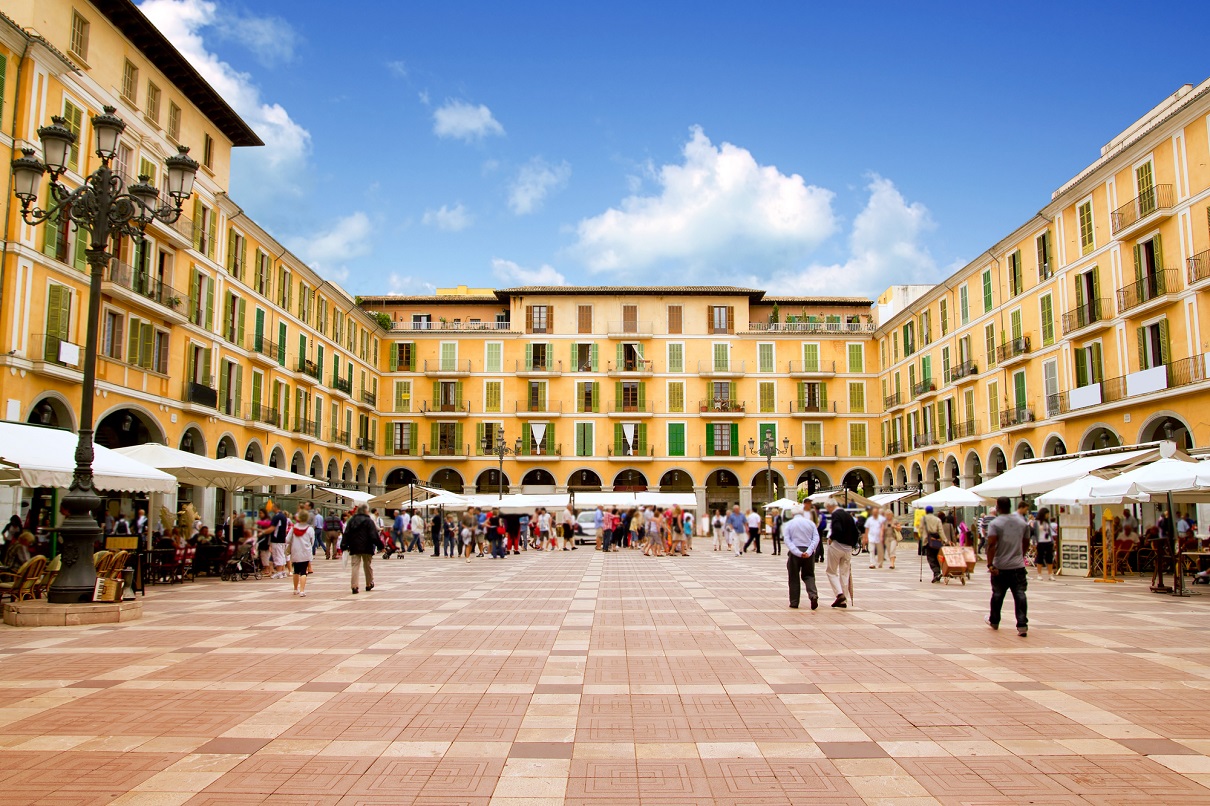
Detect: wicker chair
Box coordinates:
(30, 555, 61, 599)
(0, 556, 48, 602)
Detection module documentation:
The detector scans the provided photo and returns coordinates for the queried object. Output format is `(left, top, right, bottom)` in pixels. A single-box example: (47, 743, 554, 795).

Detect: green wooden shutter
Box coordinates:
(616, 343, 624, 367)
(592, 381, 600, 413)
(818, 383, 827, 410)
(139, 322, 153, 368)
(431, 380, 440, 407)
(251, 372, 262, 412)
(394, 381, 405, 412)
(1153, 235, 1165, 276)
(728, 381, 737, 401)
(729, 423, 739, 456)
(614, 382, 623, 408)
(1040, 295, 1053, 345)
(1133, 243, 1143, 282)
(1136, 326, 1147, 371)
(191, 198, 202, 250)
(389, 343, 398, 371)
(188, 268, 200, 323)
(590, 343, 599, 372)
(455, 381, 464, 407)
(636, 423, 647, 453)
(236, 299, 246, 345)
(525, 343, 533, 371)
(430, 423, 439, 452)
(218, 362, 228, 409)
(1075, 348, 1088, 387)
(804, 423, 822, 455)
(668, 423, 685, 456)
(277, 322, 285, 365)
(282, 383, 290, 425)
(73, 227, 87, 271)
(454, 423, 464, 453)
(476, 422, 484, 454)
(232, 366, 242, 416)
(614, 423, 623, 455)
(637, 383, 646, 409)
(126, 316, 140, 365)
(1091, 343, 1103, 383)
(1158, 320, 1171, 366)
(796, 382, 805, 407)
(1091, 267, 1101, 309)
(1075, 273, 1085, 310)
(1014, 372, 1026, 409)
(705, 423, 715, 455)
(204, 276, 214, 330)
(316, 344, 324, 379)
(408, 343, 417, 371)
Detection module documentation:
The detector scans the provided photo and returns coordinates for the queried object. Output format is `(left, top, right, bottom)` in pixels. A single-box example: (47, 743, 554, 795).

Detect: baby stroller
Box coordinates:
(220, 540, 262, 580)
(381, 531, 399, 559)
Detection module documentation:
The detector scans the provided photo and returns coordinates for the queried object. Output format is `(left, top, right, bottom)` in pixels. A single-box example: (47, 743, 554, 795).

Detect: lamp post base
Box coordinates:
(47, 533, 100, 603)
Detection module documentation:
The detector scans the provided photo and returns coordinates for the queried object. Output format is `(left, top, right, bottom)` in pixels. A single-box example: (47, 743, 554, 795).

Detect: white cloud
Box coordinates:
(572, 126, 836, 275)
(386, 60, 408, 79)
(491, 257, 566, 286)
(422, 203, 472, 232)
(387, 274, 436, 294)
(509, 157, 571, 215)
(432, 99, 504, 141)
(762, 175, 938, 295)
(138, 0, 311, 199)
(212, 9, 299, 66)
(418, 90, 430, 106)
(288, 211, 373, 282)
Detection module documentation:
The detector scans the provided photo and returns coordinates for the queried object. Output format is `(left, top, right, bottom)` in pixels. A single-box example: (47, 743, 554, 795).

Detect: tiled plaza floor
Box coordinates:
(4, 546, 1210, 804)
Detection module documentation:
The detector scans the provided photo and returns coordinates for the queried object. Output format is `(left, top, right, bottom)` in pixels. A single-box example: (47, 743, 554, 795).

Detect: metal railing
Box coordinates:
(356, 437, 376, 452)
(1168, 355, 1210, 389)
(884, 392, 902, 409)
(1111, 184, 1173, 233)
(332, 429, 351, 446)
(911, 379, 936, 398)
(606, 359, 654, 373)
(952, 420, 979, 439)
(885, 440, 905, 455)
(746, 320, 874, 333)
(184, 380, 218, 408)
(249, 405, 280, 427)
(519, 442, 562, 457)
(514, 358, 563, 373)
(423, 359, 473, 373)
(697, 360, 746, 374)
(995, 336, 1032, 364)
(607, 320, 653, 334)
(516, 400, 564, 414)
(106, 259, 187, 313)
(390, 320, 513, 332)
(360, 390, 377, 406)
(608, 400, 653, 414)
(332, 376, 352, 395)
(698, 398, 745, 414)
(946, 360, 977, 384)
(249, 335, 281, 362)
(296, 358, 320, 380)
(607, 444, 654, 458)
(790, 399, 834, 414)
(421, 401, 470, 414)
(293, 419, 320, 438)
(912, 432, 937, 449)
(800, 442, 837, 458)
(787, 359, 835, 373)
(1046, 393, 1066, 418)
(1116, 268, 1177, 313)
(1000, 406, 1035, 428)
(1062, 298, 1109, 334)
(1189, 248, 1210, 285)
(36, 333, 77, 366)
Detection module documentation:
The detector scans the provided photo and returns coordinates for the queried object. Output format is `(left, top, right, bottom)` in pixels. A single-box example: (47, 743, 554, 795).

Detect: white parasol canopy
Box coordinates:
(211, 456, 317, 490)
(1091, 452, 1210, 499)
(909, 486, 988, 509)
(312, 487, 375, 506)
(0, 422, 177, 494)
(368, 483, 449, 510)
(1036, 475, 1135, 507)
(970, 447, 1155, 497)
(762, 497, 801, 510)
(115, 443, 272, 491)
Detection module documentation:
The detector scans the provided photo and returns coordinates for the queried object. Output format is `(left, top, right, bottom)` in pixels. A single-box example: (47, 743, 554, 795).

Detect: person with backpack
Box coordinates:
(920, 506, 945, 583)
(343, 504, 381, 594)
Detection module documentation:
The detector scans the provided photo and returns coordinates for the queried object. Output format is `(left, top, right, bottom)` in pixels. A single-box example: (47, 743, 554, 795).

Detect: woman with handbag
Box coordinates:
(288, 510, 316, 598)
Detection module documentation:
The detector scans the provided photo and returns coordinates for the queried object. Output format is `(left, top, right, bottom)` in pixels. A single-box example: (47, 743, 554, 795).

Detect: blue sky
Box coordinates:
(140, 0, 1210, 297)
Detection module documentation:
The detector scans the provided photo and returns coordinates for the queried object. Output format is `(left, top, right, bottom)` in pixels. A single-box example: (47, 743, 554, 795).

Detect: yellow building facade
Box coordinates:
(2, 0, 1210, 529)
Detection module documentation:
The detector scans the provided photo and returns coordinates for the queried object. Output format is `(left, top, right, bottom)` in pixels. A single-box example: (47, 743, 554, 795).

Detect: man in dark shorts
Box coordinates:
(986, 496, 1029, 637)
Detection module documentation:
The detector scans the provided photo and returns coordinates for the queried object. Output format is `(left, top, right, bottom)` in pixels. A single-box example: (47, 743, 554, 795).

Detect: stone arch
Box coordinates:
(216, 433, 239, 460)
(326, 458, 338, 483)
(881, 467, 893, 490)
(842, 467, 876, 495)
(1042, 433, 1067, 457)
(751, 469, 785, 508)
(26, 392, 77, 432)
(95, 404, 165, 449)
(1079, 423, 1122, 452)
(944, 454, 961, 487)
(910, 461, 924, 489)
(243, 439, 265, 464)
(705, 469, 740, 513)
(268, 444, 286, 470)
(797, 469, 830, 495)
(290, 450, 307, 477)
(476, 468, 511, 494)
(926, 459, 941, 492)
(895, 464, 908, 488)
(367, 467, 379, 493)
(385, 467, 418, 489)
(964, 450, 983, 486)
(178, 425, 206, 455)
(987, 446, 1008, 478)
(1012, 439, 1035, 466)
(355, 464, 366, 486)
(309, 454, 324, 479)
(341, 461, 353, 485)
(567, 468, 603, 491)
(430, 467, 465, 493)
(612, 469, 648, 492)
(659, 468, 694, 493)
(1138, 411, 1194, 449)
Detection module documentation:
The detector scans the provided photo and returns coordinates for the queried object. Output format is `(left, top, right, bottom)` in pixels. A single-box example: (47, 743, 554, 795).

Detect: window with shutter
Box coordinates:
(982, 269, 993, 312)
(987, 381, 999, 431)
(576, 422, 594, 456)
(667, 305, 682, 335)
(804, 422, 822, 456)
(1040, 294, 1054, 346)
(485, 342, 502, 372)
(939, 299, 948, 335)
(667, 343, 683, 373)
(847, 343, 863, 373)
(577, 305, 592, 334)
(758, 343, 773, 372)
(959, 285, 969, 324)
(802, 343, 819, 372)
(667, 423, 685, 456)
(485, 381, 501, 412)
(848, 382, 865, 413)
(985, 323, 996, 367)
(849, 423, 867, 457)
(1078, 200, 1095, 255)
(712, 343, 729, 372)
(668, 381, 684, 413)
(758, 381, 775, 413)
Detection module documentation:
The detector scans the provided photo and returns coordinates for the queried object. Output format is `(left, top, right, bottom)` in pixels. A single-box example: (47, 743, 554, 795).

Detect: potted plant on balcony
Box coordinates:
(165, 295, 183, 309)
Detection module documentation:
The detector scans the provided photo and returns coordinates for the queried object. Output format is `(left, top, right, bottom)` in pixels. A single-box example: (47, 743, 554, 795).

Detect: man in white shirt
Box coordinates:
(562, 507, 577, 550)
(744, 509, 763, 553)
(410, 510, 425, 553)
(782, 505, 821, 610)
(865, 505, 886, 569)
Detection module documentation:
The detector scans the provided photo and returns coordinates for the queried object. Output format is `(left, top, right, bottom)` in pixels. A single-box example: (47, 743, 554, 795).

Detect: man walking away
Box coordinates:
(986, 496, 1029, 636)
(744, 508, 762, 553)
(782, 505, 821, 610)
(432, 511, 443, 556)
(920, 506, 944, 583)
(409, 509, 425, 553)
(344, 504, 380, 594)
(393, 510, 405, 554)
(823, 500, 858, 608)
(771, 509, 782, 556)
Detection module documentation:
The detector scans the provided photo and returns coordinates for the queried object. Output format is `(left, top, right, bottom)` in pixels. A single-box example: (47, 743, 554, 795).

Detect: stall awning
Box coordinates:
(573, 491, 697, 509)
(870, 491, 915, 506)
(0, 422, 177, 494)
(970, 448, 1155, 498)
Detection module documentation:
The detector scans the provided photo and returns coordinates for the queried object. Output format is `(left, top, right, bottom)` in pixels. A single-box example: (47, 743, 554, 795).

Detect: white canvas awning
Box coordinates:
(1036, 475, 1136, 507)
(761, 497, 801, 510)
(1092, 453, 1210, 498)
(970, 447, 1155, 498)
(0, 422, 177, 494)
(870, 491, 915, 506)
(211, 456, 317, 490)
(572, 491, 697, 509)
(908, 487, 988, 509)
(313, 487, 375, 506)
(115, 443, 272, 492)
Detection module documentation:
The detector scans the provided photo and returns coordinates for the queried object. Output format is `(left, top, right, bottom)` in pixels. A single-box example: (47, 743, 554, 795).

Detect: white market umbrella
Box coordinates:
(1036, 475, 1135, 507)
(0, 421, 176, 494)
(909, 487, 988, 509)
(368, 483, 448, 510)
(212, 456, 317, 489)
(312, 487, 375, 506)
(115, 443, 269, 490)
(762, 497, 800, 510)
(1092, 455, 1210, 499)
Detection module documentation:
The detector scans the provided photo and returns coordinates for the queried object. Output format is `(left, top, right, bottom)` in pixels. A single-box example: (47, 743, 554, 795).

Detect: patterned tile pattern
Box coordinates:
(2, 549, 1210, 804)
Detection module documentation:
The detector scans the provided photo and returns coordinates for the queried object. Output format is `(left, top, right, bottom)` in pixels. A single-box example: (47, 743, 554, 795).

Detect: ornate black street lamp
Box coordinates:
(748, 434, 791, 505)
(482, 432, 522, 499)
(11, 106, 198, 603)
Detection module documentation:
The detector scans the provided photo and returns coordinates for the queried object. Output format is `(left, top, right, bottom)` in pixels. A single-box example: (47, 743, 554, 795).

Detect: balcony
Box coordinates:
(331, 429, 351, 447)
(390, 319, 514, 333)
(104, 259, 187, 319)
(1117, 268, 1178, 315)
(607, 320, 653, 338)
(147, 209, 194, 248)
(607, 400, 654, 417)
(697, 360, 746, 377)
(606, 359, 654, 376)
(911, 379, 937, 399)
(355, 437, 376, 452)
(293, 418, 320, 438)
(1045, 393, 1067, 418)
(421, 401, 470, 417)
(1110, 184, 1174, 237)
(884, 392, 903, 410)
(995, 336, 1032, 367)
(699, 446, 741, 460)
(515, 358, 562, 377)
(183, 380, 218, 409)
(1056, 356, 1210, 417)
(331, 376, 353, 397)
(33, 333, 80, 370)
(884, 440, 906, 456)
(423, 359, 472, 377)
(516, 400, 564, 416)
(945, 360, 978, 384)
(1062, 298, 1112, 335)
(1188, 248, 1210, 286)
(799, 442, 839, 460)
(296, 358, 321, 382)
(912, 432, 938, 450)
(607, 444, 654, 460)
(516, 443, 562, 460)
(787, 360, 836, 377)
(952, 420, 979, 440)
(744, 319, 874, 334)
(360, 390, 377, 407)
(1038, 260, 1055, 283)
(698, 399, 746, 417)
(790, 400, 836, 416)
(999, 406, 1036, 429)
(248, 335, 281, 365)
(248, 405, 280, 428)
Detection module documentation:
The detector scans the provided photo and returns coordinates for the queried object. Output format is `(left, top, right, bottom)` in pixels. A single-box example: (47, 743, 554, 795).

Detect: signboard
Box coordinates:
(93, 577, 123, 602)
(1059, 509, 1090, 576)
